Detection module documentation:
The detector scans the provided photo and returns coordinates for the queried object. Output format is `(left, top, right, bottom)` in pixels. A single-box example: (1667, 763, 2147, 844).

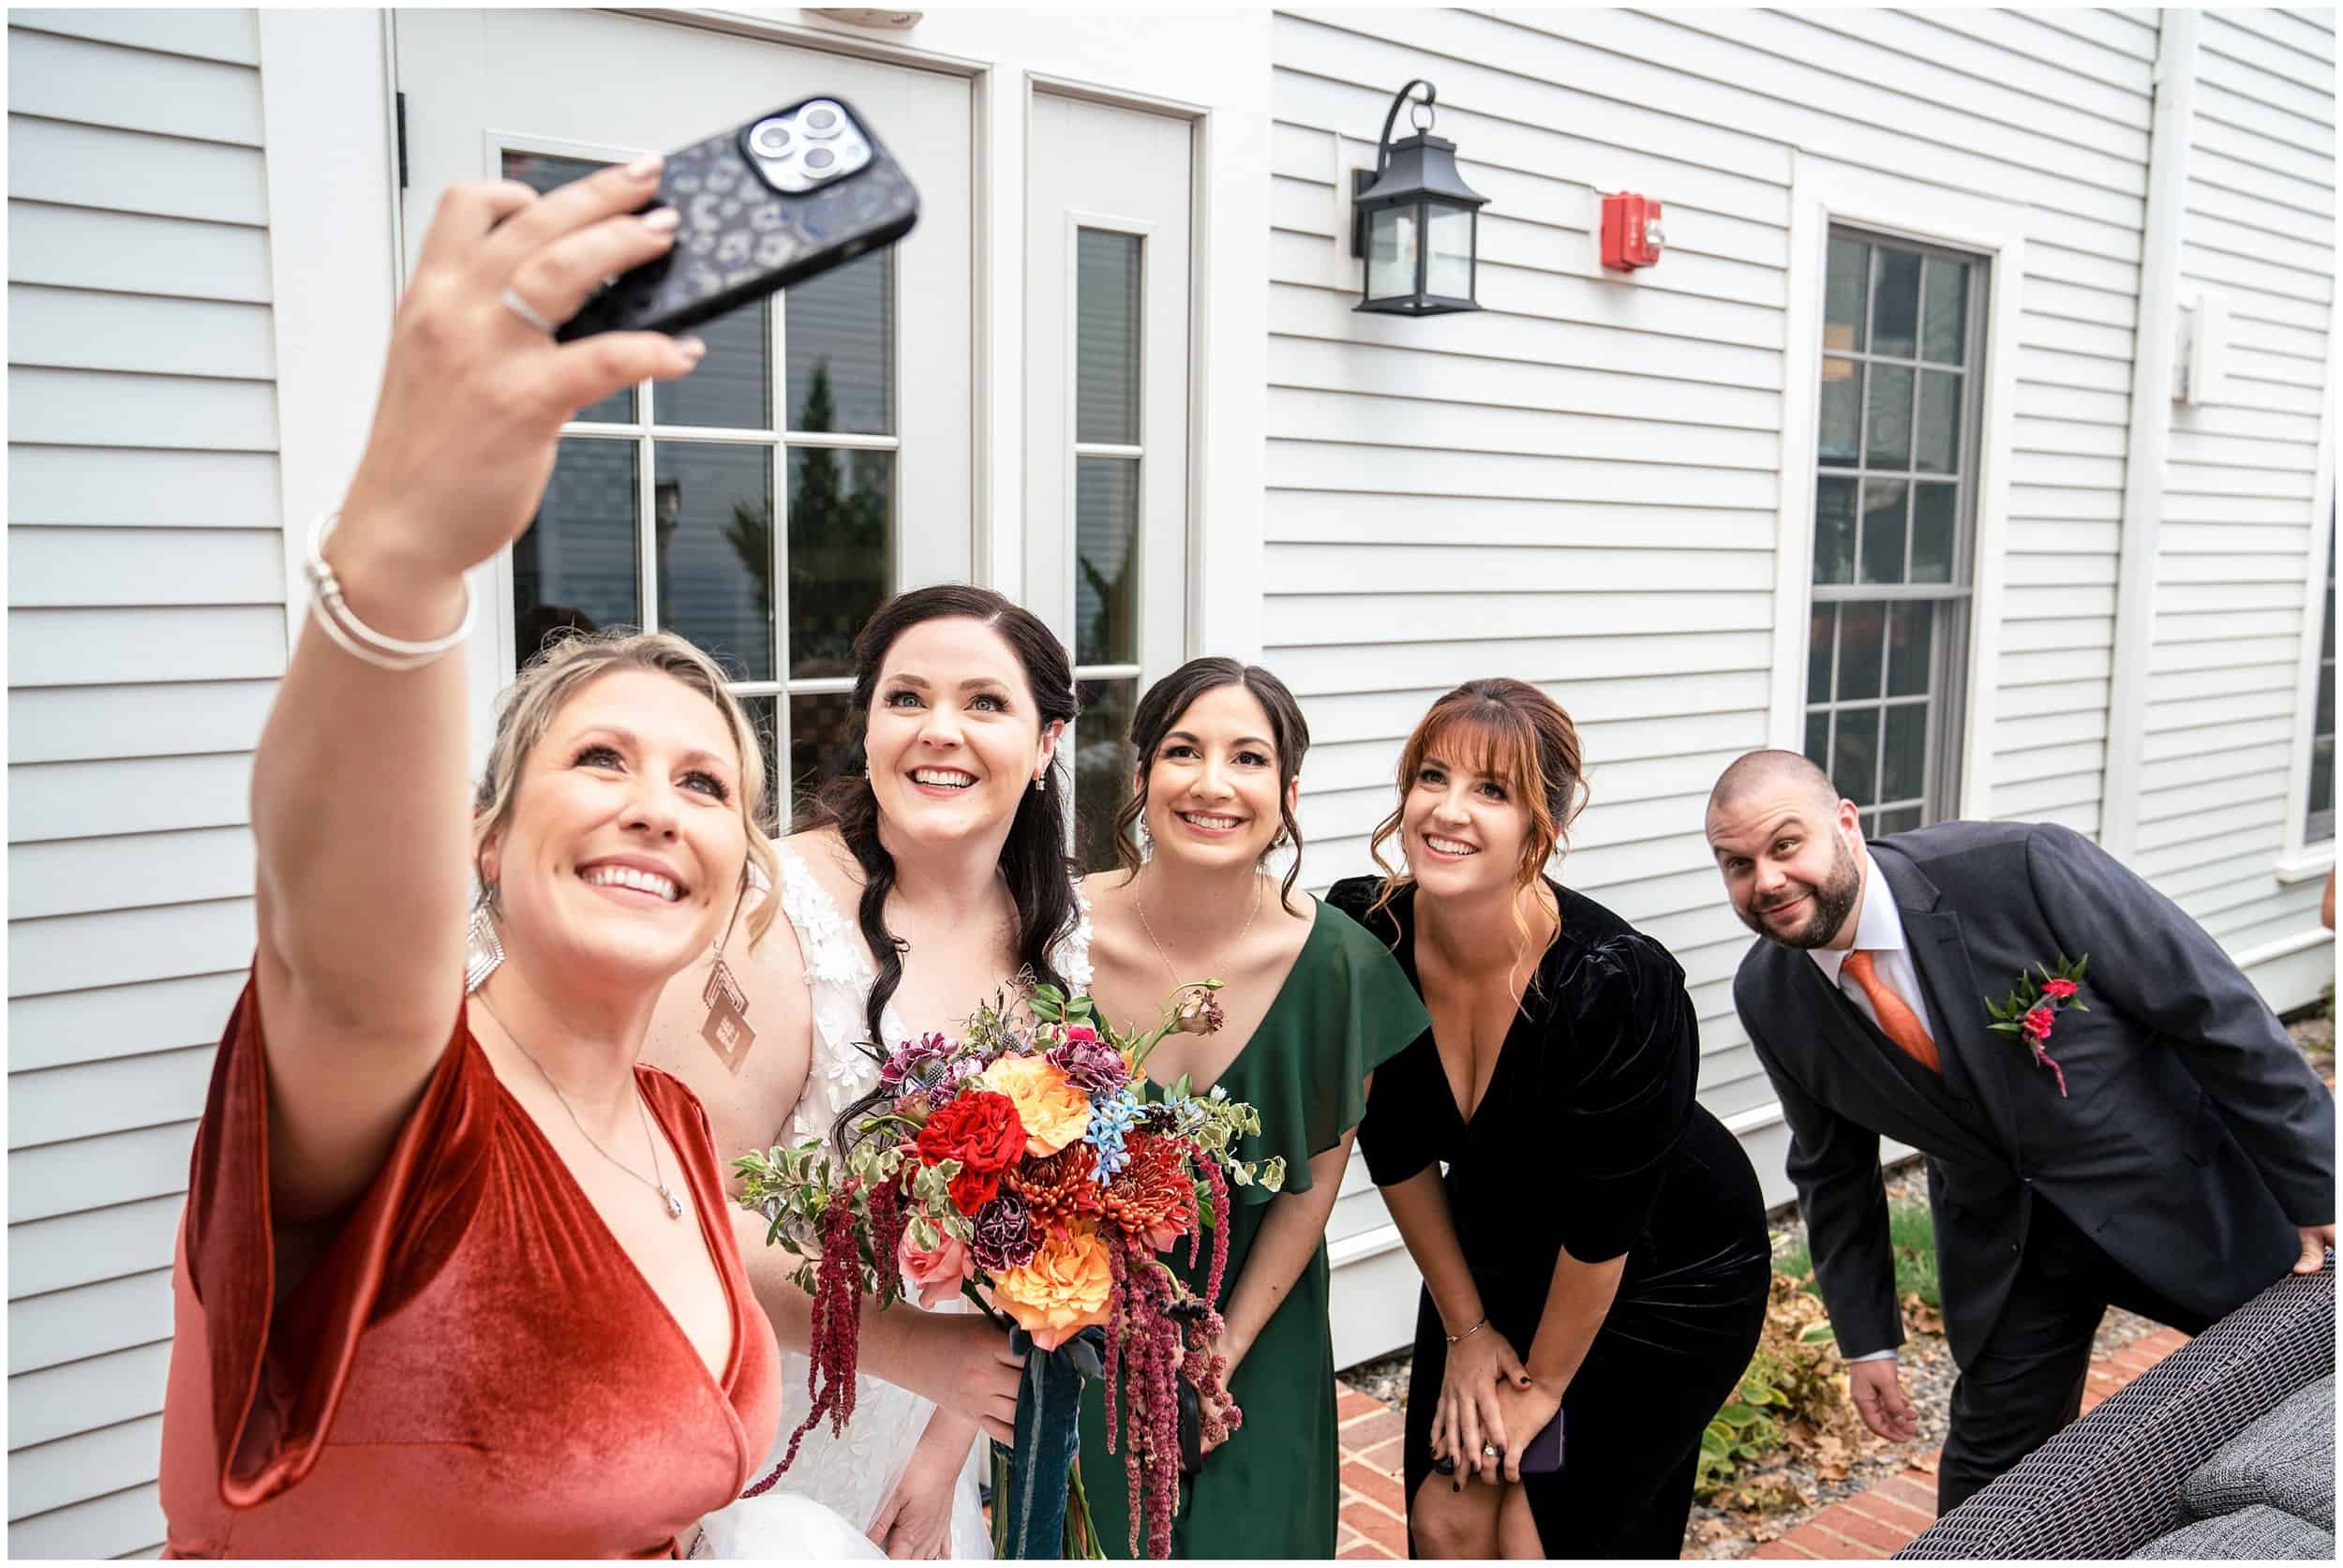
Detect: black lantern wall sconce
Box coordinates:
(1350, 79, 1488, 316)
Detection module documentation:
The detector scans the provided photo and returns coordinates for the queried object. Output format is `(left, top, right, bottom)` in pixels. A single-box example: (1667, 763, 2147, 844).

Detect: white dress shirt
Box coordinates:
(1805, 849, 1937, 1365)
(1807, 850, 1942, 1046)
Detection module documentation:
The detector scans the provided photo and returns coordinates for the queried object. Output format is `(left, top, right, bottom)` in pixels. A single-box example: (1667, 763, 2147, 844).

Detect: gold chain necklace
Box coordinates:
(474, 993, 685, 1220)
(1134, 873, 1262, 989)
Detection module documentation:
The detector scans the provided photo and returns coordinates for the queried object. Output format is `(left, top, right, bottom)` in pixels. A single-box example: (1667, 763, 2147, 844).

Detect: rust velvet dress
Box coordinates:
(158, 975, 783, 1558)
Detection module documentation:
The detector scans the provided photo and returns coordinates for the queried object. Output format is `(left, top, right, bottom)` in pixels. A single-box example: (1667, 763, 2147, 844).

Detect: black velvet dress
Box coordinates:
(1331, 877, 1771, 1560)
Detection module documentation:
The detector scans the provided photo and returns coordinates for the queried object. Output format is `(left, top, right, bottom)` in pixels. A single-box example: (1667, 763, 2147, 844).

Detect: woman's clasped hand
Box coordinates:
(1428, 1322, 1543, 1487)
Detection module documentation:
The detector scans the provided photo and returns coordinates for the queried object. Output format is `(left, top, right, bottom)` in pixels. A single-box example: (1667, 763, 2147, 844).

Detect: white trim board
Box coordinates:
(2099, 9, 2196, 862)
(2277, 327, 2338, 874)
(1768, 154, 2027, 824)
(255, 9, 401, 644)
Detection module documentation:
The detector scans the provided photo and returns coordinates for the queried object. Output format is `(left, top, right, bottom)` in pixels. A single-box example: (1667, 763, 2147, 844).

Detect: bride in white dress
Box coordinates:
(648, 588, 1091, 1560)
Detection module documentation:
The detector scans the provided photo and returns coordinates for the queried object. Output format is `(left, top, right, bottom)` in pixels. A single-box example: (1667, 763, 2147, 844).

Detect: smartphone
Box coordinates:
(556, 95, 918, 341)
(1519, 1408, 1565, 1475)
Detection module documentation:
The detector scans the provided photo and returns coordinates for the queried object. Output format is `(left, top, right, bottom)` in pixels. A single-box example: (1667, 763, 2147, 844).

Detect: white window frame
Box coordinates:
(2276, 336, 2338, 883)
(486, 128, 920, 820)
(1062, 205, 1162, 703)
(257, 8, 1272, 721)
(1769, 155, 2025, 821)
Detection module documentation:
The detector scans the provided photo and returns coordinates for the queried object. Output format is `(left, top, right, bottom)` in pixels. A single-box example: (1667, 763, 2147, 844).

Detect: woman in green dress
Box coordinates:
(1076, 657, 1428, 1559)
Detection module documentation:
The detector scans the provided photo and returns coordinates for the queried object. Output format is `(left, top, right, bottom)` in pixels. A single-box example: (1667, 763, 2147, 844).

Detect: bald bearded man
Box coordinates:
(1704, 751, 2334, 1515)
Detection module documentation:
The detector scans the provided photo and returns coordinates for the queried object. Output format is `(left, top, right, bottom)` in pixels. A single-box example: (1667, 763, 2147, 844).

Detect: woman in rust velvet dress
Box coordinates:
(157, 160, 786, 1556)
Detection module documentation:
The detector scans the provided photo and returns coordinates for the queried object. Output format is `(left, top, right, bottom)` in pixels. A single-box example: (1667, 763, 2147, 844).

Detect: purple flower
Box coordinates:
(1047, 1034, 1130, 1098)
(878, 1032, 960, 1093)
(968, 1192, 1039, 1271)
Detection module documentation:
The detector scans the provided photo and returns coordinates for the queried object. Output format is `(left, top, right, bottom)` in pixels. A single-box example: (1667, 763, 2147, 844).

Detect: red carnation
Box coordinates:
(2042, 978, 2079, 1001)
(2021, 1004, 2055, 1041)
(917, 1090, 1026, 1216)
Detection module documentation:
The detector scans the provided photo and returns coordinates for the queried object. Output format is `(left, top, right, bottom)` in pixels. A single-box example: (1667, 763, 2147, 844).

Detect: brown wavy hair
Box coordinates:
(1366, 678, 1589, 966)
(1107, 657, 1310, 915)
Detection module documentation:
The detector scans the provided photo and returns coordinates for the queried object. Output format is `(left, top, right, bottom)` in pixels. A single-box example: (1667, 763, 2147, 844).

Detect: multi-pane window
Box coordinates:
(1803, 230, 1985, 836)
(2309, 522, 2335, 844)
(1070, 229, 1145, 873)
(503, 152, 897, 821)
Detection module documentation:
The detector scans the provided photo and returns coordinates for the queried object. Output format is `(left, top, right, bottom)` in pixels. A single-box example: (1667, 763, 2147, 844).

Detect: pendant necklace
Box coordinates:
(1135, 872, 1263, 989)
(474, 992, 686, 1220)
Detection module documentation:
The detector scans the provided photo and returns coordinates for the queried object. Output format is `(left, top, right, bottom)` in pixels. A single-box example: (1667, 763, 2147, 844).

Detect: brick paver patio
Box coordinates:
(1334, 1324, 2196, 1560)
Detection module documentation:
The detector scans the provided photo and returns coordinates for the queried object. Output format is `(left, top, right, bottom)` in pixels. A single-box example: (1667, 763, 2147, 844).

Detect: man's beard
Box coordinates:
(1743, 832, 1862, 950)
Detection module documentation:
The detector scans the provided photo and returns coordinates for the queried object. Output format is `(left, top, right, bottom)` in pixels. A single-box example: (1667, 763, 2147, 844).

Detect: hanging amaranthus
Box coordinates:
(730, 978, 1287, 1557)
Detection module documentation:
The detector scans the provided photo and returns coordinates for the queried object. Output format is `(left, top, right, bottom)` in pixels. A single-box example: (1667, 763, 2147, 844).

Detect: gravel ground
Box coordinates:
(1676, 1163, 2163, 1559)
(1340, 1014, 2333, 1558)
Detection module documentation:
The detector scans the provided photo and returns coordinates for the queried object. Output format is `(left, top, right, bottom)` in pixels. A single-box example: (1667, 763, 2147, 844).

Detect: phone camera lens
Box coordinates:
(750, 121, 792, 157)
(804, 146, 837, 172)
(801, 103, 843, 139)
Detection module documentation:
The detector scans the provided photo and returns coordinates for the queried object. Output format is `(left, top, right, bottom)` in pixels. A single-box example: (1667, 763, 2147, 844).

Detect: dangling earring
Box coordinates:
(464, 885, 504, 993)
(700, 872, 756, 1074)
(1033, 772, 1046, 793)
(1138, 819, 1154, 858)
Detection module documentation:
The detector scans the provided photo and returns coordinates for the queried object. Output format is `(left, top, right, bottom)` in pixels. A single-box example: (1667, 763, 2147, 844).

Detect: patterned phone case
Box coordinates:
(557, 96, 919, 341)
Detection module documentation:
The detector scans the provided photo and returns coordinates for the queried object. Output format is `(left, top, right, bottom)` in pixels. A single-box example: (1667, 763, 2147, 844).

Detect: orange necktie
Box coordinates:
(1841, 948, 1941, 1073)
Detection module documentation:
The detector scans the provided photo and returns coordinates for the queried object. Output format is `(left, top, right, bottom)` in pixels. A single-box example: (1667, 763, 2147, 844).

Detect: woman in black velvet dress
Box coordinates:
(1330, 679, 1770, 1560)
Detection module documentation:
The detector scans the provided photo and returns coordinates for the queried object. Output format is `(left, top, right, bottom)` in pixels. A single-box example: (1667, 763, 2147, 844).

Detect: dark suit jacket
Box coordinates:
(1736, 819, 2335, 1366)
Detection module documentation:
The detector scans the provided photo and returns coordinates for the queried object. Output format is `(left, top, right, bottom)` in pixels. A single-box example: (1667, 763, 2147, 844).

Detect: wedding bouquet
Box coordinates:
(733, 978, 1286, 1560)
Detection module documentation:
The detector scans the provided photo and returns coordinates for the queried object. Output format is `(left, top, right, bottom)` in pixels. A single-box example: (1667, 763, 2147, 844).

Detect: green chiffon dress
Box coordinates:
(1077, 899, 1429, 1560)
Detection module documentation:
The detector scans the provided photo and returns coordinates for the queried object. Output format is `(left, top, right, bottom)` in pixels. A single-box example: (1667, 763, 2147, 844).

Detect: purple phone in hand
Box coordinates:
(1519, 1408, 1565, 1475)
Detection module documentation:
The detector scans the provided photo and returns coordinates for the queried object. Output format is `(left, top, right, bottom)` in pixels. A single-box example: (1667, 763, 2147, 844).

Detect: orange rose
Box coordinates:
(977, 1054, 1091, 1157)
(992, 1222, 1114, 1351)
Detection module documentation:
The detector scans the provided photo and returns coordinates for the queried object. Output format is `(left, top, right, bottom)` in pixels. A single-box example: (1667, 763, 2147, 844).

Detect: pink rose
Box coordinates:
(1063, 1023, 1099, 1044)
(899, 1226, 975, 1309)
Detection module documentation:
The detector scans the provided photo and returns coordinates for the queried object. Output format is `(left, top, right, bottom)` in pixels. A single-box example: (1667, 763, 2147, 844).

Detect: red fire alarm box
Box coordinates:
(1600, 192, 1664, 270)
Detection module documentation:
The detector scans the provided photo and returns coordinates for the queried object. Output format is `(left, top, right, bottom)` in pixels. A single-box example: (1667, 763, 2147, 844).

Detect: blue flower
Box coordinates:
(1086, 1086, 1142, 1182)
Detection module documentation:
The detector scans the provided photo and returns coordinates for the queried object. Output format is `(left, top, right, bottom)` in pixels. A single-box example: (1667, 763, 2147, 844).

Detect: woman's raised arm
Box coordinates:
(252, 159, 705, 1221)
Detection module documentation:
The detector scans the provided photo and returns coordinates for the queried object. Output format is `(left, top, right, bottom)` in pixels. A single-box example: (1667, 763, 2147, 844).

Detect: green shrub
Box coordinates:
(1888, 1200, 1940, 1310)
(1694, 1272, 1863, 1505)
(1773, 1199, 1939, 1310)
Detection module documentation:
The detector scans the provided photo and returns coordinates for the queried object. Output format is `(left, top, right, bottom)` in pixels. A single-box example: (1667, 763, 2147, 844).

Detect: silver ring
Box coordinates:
(500, 283, 559, 336)
(1482, 1443, 1498, 1457)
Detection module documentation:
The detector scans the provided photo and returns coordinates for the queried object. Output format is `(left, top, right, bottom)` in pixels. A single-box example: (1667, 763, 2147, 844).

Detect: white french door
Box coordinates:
(394, 8, 973, 818)
(1024, 94, 1193, 872)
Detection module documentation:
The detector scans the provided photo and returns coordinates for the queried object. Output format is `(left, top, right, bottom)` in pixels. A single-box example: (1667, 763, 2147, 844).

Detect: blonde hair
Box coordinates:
(472, 629, 778, 948)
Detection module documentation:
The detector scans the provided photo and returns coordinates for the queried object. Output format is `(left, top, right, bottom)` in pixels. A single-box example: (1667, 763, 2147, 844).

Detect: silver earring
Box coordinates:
(1033, 773, 1046, 793)
(464, 889, 504, 993)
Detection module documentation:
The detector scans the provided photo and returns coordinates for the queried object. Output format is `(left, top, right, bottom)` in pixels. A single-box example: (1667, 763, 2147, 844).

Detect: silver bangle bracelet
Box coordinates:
(304, 509, 476, 671)
(1444, 1316, 1488, 1348)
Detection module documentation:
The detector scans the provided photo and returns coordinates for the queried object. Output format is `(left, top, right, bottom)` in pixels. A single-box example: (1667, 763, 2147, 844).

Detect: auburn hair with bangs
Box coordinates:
(1366, 678, 1589, 962)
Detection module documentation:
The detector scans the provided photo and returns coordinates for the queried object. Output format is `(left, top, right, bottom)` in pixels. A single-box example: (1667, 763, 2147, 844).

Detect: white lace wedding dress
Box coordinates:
(698, 842, 1092, 1561)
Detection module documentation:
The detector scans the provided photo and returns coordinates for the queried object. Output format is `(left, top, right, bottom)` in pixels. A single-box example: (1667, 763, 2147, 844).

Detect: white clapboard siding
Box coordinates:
(2135, 4, 2336, 1026)
(1270, 9, 2158, 1320)
(1266, 7, 2329, 1366)
(7, 11, 275, 1554)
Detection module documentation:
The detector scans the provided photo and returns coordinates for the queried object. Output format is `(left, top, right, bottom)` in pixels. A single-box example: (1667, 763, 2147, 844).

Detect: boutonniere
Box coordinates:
(1984, 954, 2088, 1098)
